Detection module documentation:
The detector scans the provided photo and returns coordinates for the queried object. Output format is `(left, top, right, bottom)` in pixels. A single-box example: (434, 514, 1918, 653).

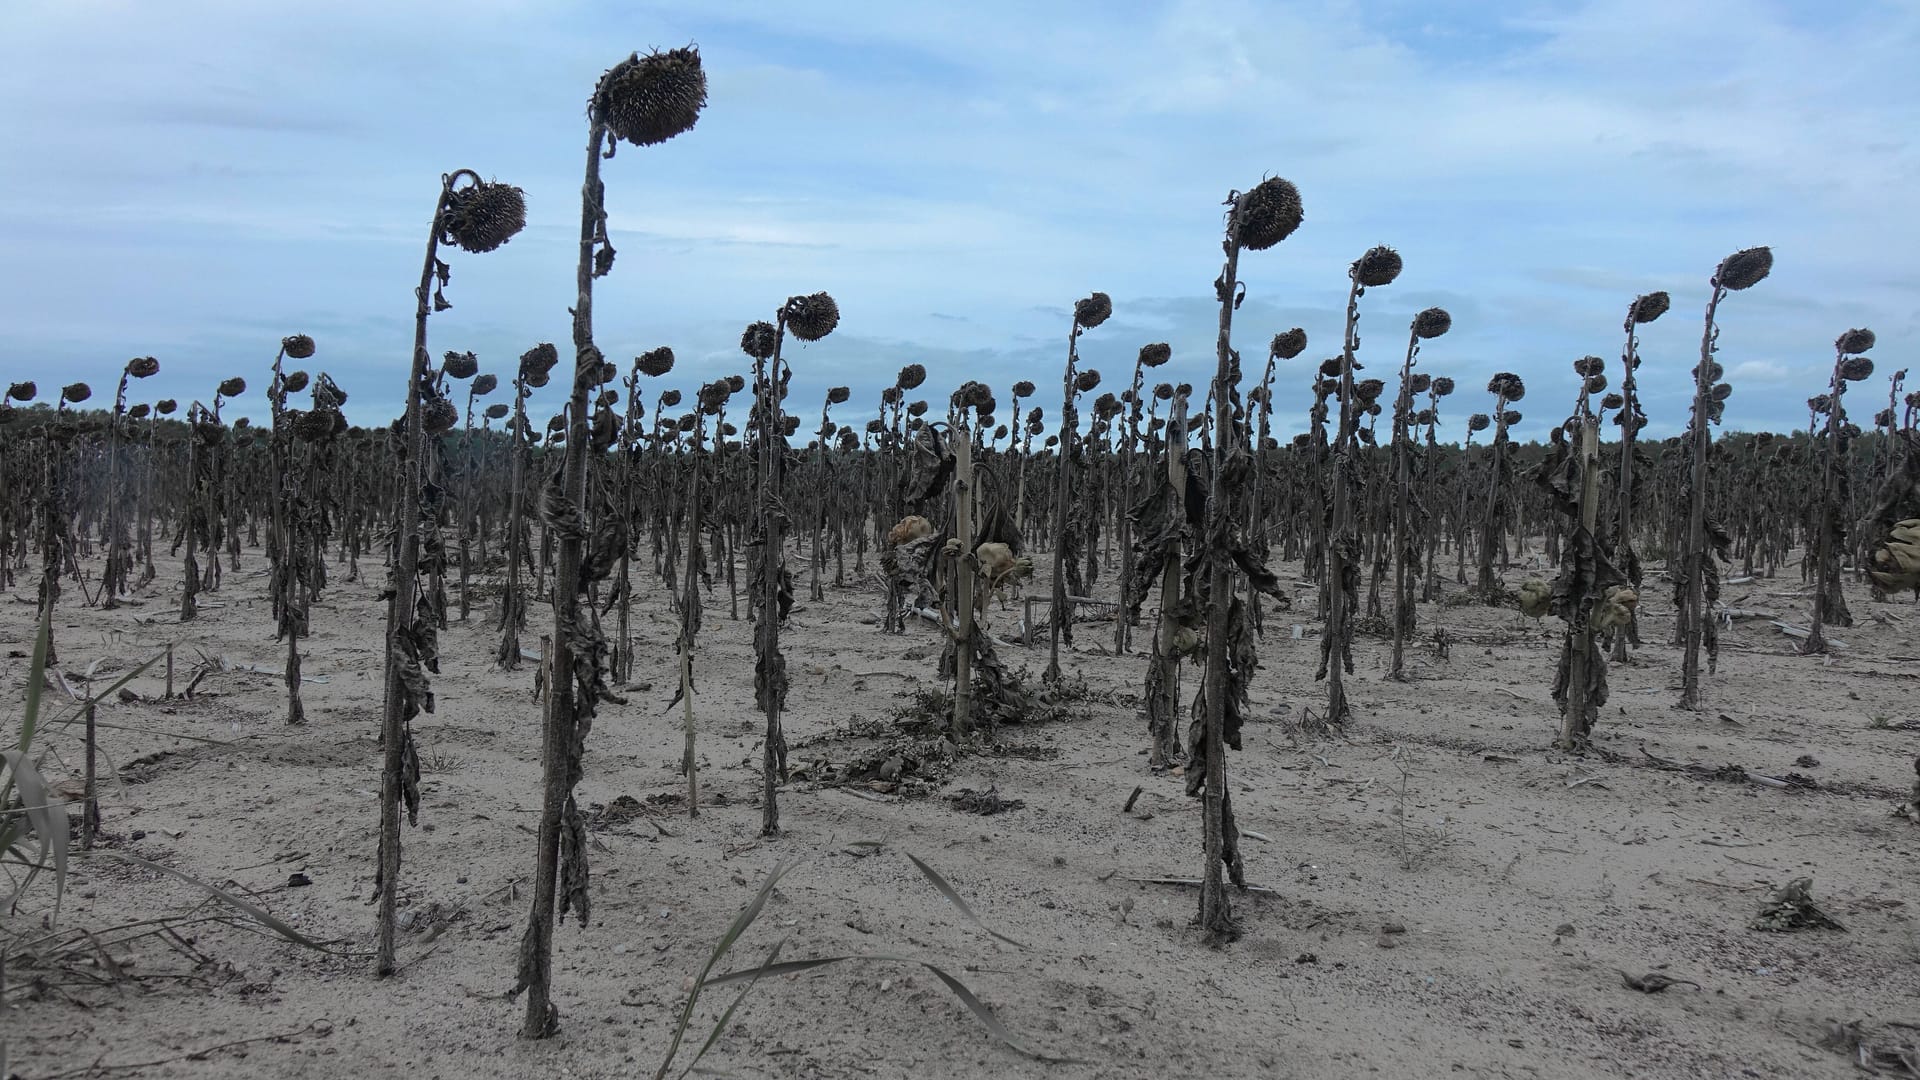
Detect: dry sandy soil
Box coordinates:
(4, 540, 1918, 1080)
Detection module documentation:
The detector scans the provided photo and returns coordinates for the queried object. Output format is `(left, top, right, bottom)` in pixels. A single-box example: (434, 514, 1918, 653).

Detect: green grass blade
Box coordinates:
(93, 851, 358, 955)
(678, 937, 786, 1080)
(43, 649, 168, 728)
(704, 953, 1077, 1064)
(900, 848, 1029, 950)
(19, 598, 51, 754)
(654, 861, 794, 1080)
(1, 749, 67, 919)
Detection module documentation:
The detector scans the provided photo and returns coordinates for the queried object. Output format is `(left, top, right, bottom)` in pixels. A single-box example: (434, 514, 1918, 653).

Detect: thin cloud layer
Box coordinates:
(0, 0, 1912, 438)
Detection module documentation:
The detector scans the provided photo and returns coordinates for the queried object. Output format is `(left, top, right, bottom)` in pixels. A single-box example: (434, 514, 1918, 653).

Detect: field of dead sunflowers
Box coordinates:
(4, 37, 1920, 1080)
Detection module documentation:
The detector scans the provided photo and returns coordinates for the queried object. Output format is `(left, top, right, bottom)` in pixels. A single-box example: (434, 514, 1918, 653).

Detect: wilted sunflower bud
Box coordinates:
(741, 321, 778, 360)
(785, 291, 840, 341)
(128, 403, 151, 419)
(1074, 369, 1102, 393)
(156, 398, 177, 414)
(422, 397, 459, 434)
(1808, 394, 1831, 414)
(1412, 308, 1451, 339)
(827, 385, 851, 405)
(442, 179, 527, 254)
(635, 346, 675, 378)
(1601, 392, 1625, 410)
(1045, 435, 1059, 448)
(780, 414, 801, 437)
(676, 413, 699, 432)
(234, 417, 252, 431)
(908, 400, 929, 417)
(295, 407, 342, 443)
(441, 351, 479, 380)
(519, 342, 559, 385)
(1235, 177, 1304, 251)
(597, 360, 619, 385)
(1875, 407, 1896, 428)
(599, 389, 620, 409)
(840, 429, 861, 449)
(1354, 378, 1385, 403)
(595, 46, 707, 148)
(272, 371, 308, 396)
(865, 418, 885, 435)
(1011, 379, 1036, 397)
(61, 382, 92, 403)
(1355, 246, 1403, 287)
(1319, 358, 1342, 378)
(654, 388, 681, 409)
(1835, 328, 1876, 355)
(484, 402, 510, 421)
(1139, 342, 1173, 368)
(896, 363, 927, 390)
(1630, 292, 1670, 324)
(1696, 361, 1723, 383)
(466, 373, 497, 397)
(1584, 374, 1608, 394)
(1487, 372, 1525, 402)
(1573, 356, 1604, 377)
(1502, 409, 1523, 426)
(1153, 382, 1175, 401)
(1406, 373, 1431, 395)
(1432, 376, 1455, 397)
(1269, 327, 1308, 361)
(1467, 414, 1491, 433)
(1074, 292, 1112, 329)
(726, 374, 746, 394)
(127, 356, 160, 378)
(7, 381, 35, 401)
(1838, 357, 1874, 382)
(1716, 247, 1772, 291)
(282, 334, 317, 360)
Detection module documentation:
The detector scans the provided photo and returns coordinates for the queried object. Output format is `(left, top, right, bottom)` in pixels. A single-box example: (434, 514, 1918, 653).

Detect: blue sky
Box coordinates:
(1, 0, 1914, 440)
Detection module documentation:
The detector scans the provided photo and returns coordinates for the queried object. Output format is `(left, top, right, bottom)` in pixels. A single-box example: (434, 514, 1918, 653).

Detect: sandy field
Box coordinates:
(4, 540, 1917, 1080)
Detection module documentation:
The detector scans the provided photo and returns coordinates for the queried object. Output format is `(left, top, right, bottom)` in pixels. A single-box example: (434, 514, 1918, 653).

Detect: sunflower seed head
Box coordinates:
(1236, 177, 1304, 251)
(1839, 357, 1875, 382)
(442, 179, 526, 254)
(1074, 292, 1112, 330)
(637, 347, 676, 377)
(442, 351, 480, 380)
(741, 321, 779, 360)
(595, 46, 708, 148)
(1836, 328, 1876, 355)
(1716, 246, 1772, 291)
(1412, 308, 1451, 339)
(785, 292, 840, 342)
(1631, 292, 1670, 324)
(1355, 246, 1403, 287)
